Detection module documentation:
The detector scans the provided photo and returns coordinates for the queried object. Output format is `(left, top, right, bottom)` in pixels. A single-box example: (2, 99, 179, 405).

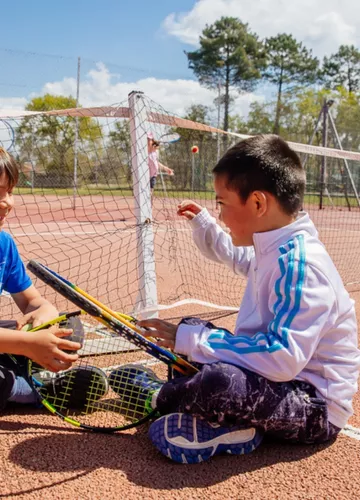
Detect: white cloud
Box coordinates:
(0, 98, 29, 150)
(0, 97, 27, 111)
(0, 63, 263, 127)
(162, 0, 359, 56)
(41, 62, 262, 119)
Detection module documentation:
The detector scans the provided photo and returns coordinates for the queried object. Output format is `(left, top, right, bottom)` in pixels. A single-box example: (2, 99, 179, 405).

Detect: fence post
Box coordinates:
(128, 91, 158, 318)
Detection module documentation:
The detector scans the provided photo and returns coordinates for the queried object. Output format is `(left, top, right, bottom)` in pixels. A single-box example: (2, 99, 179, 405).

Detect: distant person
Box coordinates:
(147, 135, 174, 196)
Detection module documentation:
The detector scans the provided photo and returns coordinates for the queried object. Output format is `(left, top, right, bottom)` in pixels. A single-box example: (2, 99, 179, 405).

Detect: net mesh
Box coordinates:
(29, 311, 170, 430)
(1, 94, 360, 324)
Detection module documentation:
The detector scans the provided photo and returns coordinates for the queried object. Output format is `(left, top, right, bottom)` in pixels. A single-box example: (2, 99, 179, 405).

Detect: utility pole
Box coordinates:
(72, 56, 81, 210)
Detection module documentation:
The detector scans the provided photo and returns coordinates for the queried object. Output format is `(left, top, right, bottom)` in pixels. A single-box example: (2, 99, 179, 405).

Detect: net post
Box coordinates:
(320, 99, 328, 210)
(128, 91, 158, 319)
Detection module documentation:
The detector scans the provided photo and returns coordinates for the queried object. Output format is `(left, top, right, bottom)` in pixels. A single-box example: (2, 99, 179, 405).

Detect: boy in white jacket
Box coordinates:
(110, 135, 360, 464)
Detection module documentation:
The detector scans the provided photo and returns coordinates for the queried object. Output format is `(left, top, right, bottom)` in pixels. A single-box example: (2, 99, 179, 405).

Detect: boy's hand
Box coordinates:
(177, 200, 203, 220)
(17, 304, 59, 330)
(138, 318, 177, 350)
(22, 327, 81, 372)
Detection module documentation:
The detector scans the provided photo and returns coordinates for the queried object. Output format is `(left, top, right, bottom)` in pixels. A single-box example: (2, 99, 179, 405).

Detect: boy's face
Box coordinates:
(214, 174, 258, 247)
(0, 172, 14, 231)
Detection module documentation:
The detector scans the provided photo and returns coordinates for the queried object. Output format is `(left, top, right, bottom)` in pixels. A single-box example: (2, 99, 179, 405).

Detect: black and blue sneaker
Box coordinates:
(108, 364, 164, 416)
(149, 413, 264, 464)
(38, 365, 109, 410)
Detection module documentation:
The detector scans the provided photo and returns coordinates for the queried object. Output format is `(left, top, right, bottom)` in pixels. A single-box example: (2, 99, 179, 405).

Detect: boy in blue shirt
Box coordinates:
(0, 147, 107, 410)
(110, 135, 360, 464)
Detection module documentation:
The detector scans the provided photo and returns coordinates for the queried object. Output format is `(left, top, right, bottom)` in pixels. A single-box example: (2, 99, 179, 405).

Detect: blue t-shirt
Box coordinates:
(0, 232, 32, 295)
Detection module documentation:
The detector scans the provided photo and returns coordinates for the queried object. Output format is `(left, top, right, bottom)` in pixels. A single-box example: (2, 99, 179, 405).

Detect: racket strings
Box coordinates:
(38, 371, 77, 412)
(26, 261, 196, 431)
(31, 317, 166, 429)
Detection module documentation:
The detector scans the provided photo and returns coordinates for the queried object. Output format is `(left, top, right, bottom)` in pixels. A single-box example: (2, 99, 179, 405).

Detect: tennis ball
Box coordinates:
(22, 324, 33, 331)
(191, 145, 199, 154)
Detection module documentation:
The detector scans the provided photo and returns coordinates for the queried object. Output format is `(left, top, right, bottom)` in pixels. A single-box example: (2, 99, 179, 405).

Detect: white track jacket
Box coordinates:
(175, 209, 360, 429)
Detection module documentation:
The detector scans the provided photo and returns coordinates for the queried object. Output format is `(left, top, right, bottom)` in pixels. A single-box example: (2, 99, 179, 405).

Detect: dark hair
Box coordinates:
(213, 135, 305, 216)
(152, 140, 160, 147)
(0, 147, 19, 189)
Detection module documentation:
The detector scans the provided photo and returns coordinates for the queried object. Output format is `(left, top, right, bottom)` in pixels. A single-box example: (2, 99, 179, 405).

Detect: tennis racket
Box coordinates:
(158, 132, 180, 144)
(0, 120, 15, 152)
(25, 259, 197, 432)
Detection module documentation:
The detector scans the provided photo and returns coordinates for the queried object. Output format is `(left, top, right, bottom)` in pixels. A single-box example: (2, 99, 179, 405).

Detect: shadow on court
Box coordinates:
(4, 423, 335, 494)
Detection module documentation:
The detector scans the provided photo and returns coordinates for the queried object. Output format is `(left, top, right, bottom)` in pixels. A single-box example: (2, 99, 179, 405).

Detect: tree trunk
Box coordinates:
(223, 82, 230, 132)
(348, 63, 352, 94)
(273, 65, 283, 135)
(222, 54, 231, 150)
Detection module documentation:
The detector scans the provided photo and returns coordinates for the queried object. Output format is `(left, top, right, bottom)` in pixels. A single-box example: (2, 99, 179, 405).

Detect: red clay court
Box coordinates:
(0, 193, 359, 499)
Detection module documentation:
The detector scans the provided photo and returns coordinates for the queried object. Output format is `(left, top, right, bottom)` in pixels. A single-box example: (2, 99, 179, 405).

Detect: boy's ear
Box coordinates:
(251, 191, 267, 217)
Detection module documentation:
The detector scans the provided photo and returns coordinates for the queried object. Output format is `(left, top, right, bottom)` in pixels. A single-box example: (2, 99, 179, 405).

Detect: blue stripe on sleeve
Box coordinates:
(206, 236, 306, 356)
(270, 241, 295, 348)
(279, 235, 306, 340)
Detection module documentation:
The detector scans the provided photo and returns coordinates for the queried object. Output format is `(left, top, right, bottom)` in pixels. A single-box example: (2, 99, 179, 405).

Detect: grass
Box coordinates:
(15, 186, 359, 209)
(304, 193, 360, 208)
(15, 185, 216, 200)
(15, 186, 134, 197)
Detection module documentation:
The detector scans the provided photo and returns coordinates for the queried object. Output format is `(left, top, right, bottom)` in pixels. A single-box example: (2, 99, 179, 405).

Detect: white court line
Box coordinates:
(12, 231, 121, 236)
(319, 227, 360, 234)
(102, 357, 160, 374)
(9, 219, 189, 228)
(11, 227, 192, 237)
(9, 221, 126, 227)
(341, 424, 360, 441)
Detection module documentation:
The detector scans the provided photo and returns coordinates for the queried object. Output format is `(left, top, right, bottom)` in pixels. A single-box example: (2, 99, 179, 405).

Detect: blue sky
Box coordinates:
(1, 1, 195, 96)
(1, 0, 359, 119)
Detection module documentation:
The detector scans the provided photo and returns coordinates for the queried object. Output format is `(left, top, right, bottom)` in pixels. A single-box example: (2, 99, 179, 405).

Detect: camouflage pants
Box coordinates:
(159, 320, 340, 444)
(0, 320, 19, 409)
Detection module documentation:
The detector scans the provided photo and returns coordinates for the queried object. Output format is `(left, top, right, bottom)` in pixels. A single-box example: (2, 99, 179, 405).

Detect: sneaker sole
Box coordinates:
(41, 367, 109, 410)
(149, 413, 264, 464)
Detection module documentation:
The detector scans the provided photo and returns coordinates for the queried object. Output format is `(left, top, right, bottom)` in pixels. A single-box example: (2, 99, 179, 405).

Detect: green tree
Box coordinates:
(333, 88, 360, 150)
(322, 45, 360, 93)
(186, 17, 264, 133)
(230, 101, 275, 135)
(279, 88, 330, 144)
(17, 94, 102, 187)
(105, 120, 134, 185)
(227, 113, 249, 134)
(263, 34, 319, 135)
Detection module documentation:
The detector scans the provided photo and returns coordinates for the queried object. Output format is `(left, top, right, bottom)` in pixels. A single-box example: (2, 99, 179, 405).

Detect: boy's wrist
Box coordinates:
(174, 324, 192, 356)
(189, 208, 214, 229)
(0, 329, 31, 356)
